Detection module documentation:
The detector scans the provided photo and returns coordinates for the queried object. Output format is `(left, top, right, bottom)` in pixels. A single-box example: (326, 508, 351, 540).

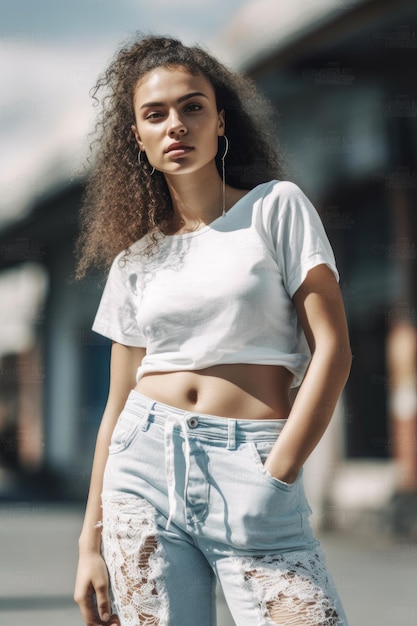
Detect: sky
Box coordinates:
(0, 0, 250, 226)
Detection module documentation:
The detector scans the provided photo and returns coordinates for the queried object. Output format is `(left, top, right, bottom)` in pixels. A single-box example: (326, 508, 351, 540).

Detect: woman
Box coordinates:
(74, 34, 352, 626)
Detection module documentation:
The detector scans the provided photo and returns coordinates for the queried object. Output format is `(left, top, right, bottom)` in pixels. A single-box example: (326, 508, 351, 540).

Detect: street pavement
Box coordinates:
(0, 502, 415, 625)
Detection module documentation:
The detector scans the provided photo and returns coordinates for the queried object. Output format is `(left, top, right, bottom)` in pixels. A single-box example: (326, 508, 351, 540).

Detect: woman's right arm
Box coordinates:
(74, 342, 146, 626)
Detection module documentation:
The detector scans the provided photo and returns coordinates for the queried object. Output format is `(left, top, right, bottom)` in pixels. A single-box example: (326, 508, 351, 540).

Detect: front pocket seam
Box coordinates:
(246, 442, 295, 492)
(108, 412, 142, 455)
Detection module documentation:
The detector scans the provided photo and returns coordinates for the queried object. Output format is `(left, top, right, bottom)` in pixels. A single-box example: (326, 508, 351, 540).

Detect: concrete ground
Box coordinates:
(0, 502, 415, 625)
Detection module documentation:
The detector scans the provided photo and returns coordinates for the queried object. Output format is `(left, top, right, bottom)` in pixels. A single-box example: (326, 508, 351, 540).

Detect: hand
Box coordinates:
(74, 551, 120, 625)
(263, 454, 299, 485)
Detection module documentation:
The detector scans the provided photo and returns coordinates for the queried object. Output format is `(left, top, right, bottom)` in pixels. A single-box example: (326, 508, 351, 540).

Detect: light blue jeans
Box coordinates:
(101, 390, 348, 625)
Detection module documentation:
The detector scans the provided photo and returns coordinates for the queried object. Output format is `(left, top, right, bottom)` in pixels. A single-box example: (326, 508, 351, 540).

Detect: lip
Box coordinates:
(165, 142, 193, 154)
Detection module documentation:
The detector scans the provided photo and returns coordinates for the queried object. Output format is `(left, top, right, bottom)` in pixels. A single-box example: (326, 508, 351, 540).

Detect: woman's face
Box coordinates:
(132, 65, 224, 177)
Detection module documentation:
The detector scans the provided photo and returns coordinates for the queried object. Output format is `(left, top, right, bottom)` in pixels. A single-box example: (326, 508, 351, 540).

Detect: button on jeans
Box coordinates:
(101, 390, 348, 625)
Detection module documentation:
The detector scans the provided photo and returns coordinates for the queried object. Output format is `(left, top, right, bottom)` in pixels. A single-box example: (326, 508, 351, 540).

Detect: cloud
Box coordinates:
(0, 38, 109, 223)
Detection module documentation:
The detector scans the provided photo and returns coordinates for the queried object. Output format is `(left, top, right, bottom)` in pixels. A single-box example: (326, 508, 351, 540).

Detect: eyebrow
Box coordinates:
(139, 91, 209, 110)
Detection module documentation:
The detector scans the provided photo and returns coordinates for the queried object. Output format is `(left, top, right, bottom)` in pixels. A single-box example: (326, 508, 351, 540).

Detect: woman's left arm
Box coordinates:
(264, 263, 352, 483)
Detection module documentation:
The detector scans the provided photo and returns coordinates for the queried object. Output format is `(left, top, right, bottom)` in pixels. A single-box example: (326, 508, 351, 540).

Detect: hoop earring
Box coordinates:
(138, 150, 155, 176)
(221, 135, 229, 216)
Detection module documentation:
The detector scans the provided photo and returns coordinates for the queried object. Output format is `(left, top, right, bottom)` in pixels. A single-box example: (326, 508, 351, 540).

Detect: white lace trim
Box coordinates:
(234, 549, 345, 625)
(101, 495, 169, 625)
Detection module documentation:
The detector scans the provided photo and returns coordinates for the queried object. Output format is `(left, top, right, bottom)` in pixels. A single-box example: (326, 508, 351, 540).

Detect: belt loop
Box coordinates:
(227, 419, 236, 450)
(140, 399, 155, 431)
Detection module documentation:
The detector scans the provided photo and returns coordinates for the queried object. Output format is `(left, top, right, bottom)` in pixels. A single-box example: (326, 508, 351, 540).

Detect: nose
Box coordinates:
(168, 109, 187, 136)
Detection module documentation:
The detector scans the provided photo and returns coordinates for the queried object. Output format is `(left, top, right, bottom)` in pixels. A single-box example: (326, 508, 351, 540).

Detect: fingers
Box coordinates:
(95, 580, 112, 623)
(75, 584, 117, 625)
(75, 587, 101, 625)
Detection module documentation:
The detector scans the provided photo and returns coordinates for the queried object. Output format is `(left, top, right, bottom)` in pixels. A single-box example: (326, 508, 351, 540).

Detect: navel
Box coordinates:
(186, 387, 199, 405)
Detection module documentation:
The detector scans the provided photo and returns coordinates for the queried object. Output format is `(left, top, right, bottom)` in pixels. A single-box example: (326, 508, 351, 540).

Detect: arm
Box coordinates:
(74, 342, 146, 626)
(264, 264, 352, 483)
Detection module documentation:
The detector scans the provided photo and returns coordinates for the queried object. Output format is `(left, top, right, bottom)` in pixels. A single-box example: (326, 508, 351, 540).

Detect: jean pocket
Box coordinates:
(108, 410, 141, 454)
(246, 441, 299, 491)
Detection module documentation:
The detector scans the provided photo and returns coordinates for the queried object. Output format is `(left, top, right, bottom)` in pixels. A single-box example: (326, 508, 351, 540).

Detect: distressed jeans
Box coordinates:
(101, 390, 349, 625)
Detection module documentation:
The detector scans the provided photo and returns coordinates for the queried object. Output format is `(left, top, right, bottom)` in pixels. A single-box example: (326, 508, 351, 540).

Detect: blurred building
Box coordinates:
(220, 0, 417, 534)
(0, 181, 109, 499)
(0, 0, 416, 535)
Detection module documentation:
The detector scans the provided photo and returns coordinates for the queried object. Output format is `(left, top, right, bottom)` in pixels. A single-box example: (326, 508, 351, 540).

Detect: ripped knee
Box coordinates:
(238, 552, 342, 625)
(101, 495, 169, 625)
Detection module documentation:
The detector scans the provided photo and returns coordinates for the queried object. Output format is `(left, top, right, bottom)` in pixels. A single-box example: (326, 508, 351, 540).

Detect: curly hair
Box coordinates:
(75, 33, 286, 279)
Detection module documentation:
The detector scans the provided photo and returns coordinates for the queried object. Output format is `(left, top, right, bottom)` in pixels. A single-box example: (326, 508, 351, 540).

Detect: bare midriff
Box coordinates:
(134, 363, 294, 420)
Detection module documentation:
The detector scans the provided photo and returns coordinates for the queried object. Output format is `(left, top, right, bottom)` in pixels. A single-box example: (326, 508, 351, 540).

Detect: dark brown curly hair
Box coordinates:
(75, 33, 286, 279)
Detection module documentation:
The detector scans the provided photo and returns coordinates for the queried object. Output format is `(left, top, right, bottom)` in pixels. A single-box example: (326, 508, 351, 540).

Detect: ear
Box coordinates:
(131, 124, 144, 150)
(217, 109, 225, 136)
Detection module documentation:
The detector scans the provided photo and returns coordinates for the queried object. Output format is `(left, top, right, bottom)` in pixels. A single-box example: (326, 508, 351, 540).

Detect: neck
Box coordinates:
(164, 164, 224, 234)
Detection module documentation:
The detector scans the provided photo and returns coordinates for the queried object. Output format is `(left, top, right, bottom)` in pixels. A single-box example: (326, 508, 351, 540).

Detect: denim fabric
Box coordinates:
(101, 390, 348, 625)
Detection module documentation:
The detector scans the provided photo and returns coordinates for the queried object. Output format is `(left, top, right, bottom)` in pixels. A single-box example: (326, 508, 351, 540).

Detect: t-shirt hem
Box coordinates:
(91, 324, 147, 348)
(136, 358, 308, 388)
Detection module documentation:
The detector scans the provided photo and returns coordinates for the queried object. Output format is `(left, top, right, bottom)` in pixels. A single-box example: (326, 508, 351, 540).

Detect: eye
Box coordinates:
(144, 111, 164, 120)
(184, 103, 203, 113)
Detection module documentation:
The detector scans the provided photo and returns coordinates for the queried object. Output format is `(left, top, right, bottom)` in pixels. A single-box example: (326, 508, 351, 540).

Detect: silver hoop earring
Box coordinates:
(138, 150, 155, 176)
(221, 135, 229, 216)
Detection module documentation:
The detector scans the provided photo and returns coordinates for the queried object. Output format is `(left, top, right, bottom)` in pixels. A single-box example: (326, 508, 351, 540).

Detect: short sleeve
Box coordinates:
(92, 251, 147, 347)
(273, 181, 339, 297)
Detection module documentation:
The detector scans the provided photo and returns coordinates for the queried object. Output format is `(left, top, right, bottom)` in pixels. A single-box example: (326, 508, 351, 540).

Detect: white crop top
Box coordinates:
(92, 180, 339, 387)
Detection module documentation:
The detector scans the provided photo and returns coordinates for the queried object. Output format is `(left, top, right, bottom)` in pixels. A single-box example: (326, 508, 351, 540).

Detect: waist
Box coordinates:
(126, 389, 289, 436)
(125, 388, 289, 530)
(134, 363, 293, 420)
